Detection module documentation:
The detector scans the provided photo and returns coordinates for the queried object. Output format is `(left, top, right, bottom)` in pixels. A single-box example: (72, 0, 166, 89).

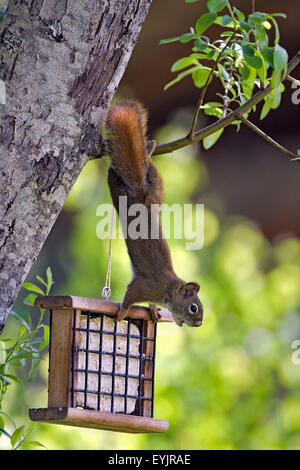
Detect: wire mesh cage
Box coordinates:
(29, 296, 172, 434)
(71, 311, 156, 417)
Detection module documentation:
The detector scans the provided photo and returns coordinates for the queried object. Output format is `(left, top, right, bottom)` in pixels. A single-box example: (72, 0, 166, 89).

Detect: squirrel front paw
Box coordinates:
(114, 306, 128, 321)
(148, 303, 161, 324)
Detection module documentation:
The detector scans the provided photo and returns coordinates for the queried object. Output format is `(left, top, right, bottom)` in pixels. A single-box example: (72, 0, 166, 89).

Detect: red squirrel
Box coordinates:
(104, 101, 203, 327)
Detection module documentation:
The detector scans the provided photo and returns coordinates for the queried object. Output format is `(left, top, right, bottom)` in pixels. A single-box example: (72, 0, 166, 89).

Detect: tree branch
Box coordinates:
(93, 51, 300, 160)
(237, 113, 298, 159)
(152, 51, 300, 156)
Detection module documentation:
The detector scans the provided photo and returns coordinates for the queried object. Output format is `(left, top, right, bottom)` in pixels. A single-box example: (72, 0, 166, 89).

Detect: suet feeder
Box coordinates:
(29, 295, 173, 434)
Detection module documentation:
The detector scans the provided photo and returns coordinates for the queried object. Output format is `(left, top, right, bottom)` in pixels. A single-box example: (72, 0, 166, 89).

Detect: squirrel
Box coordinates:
(104, 101, 203, 327)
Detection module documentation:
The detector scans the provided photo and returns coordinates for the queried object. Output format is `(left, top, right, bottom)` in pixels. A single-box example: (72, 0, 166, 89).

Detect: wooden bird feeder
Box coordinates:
(29, 295, 174, 434)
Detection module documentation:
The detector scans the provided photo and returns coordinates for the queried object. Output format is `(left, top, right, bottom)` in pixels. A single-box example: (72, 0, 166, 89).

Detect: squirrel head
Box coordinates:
(167, 282, 203, 327)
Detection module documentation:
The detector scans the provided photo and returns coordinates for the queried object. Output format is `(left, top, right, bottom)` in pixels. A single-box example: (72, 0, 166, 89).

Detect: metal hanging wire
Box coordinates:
(102, 208, 115, 301)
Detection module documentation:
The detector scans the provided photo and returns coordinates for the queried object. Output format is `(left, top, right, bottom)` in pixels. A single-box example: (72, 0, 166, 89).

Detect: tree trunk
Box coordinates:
(0, 0, 152, 332)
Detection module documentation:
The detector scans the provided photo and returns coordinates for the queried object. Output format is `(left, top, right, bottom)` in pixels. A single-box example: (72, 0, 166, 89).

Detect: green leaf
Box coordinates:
(38, 325, 50, 351)
(242, 45, 263, 69)
(36, 275, 48, 288)
(23, 421, 35, 441)
(18, 326, 27, 339)
(164, 66, 200, 91)
(11, 425, 25, 448)
(0, 410, 17, 428)
(271, 13, 287, 19)
(195, 12, 217, 36)
(239, 20, 251, 32)
(10, 309, 32, 333)
(0, 410, 17, 429)
(270, 68, 281, 89)
(254, 24, 268, 44)
(3, 373, 24, 385)
(203, 103, 224, 118)
(0, 373, 10, 385)
(159, 37, 180, 45)
(185, 0, 199, 2)
(194, 39, 210, 51)
(179, 32, 197, 43)
(23, 293, 37, 307)
(262, 47, 274, 68)
(270, 46, 288, 88)
(22, 440, 47, 449)
(221, 15, 233, 26)
(233, 7, 245, 20)
(214, 16, 235, 28)
(267, 16, 280, 44)
(255, 48, 267, 83)
(203, 128, 224, 149)
(171, 57, 199, 72)
(248, 12, 267, 27)
(207, 0, 228, 14)
(27, 357, 41, 383)
(46, 266, 53, 290)
(0, 427, 11, 439)
(192, 66, 212, 88)
(22, 282, 44, 295)
(0, 416, 4, 435)
(260, 98, 272, 120)
(273, 44, 288, 76)
(10, 353, 36, 360)
(0, 341, 6, 365)
(270, 84, 283, 110)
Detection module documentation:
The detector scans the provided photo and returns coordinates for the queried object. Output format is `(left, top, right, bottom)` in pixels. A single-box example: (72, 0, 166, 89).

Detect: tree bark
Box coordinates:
(0, 0, 152, 332)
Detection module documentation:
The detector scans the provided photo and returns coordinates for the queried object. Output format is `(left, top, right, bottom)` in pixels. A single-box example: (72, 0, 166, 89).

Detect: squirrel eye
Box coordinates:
(189, 304, 198, 314)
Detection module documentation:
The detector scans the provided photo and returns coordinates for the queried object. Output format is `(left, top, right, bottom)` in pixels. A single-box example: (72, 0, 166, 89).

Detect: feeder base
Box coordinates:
(29, 407, 169, 434)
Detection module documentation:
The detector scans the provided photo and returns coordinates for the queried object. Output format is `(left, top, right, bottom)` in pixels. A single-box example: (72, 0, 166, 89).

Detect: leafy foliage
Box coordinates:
(0, 268, 52, 449)
(160, 0, 289, 147)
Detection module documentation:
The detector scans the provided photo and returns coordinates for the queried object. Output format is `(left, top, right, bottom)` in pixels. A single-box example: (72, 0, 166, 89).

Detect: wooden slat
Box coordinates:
(29, 407, 169, 434)
(34, 295, 174, 322)
(48, 309, 74, 408)
(142, 322, 155, 418)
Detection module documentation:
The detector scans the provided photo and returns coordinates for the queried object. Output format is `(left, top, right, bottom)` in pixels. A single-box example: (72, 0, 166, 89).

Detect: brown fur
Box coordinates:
(104, 101, 203, 327)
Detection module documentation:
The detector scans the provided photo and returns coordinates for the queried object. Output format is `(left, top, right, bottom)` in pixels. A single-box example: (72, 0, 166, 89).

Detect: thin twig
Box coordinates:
(188, 30, 238, 139)
(252, 0, 255, 14)
(222, 69, 233, 118)
(287, 74, 300, 87)
(237, 113, 298, 159)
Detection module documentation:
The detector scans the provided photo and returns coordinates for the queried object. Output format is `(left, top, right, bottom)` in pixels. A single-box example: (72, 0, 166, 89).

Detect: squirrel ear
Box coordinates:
(180, 282, 200, 298)
(146, 140, 156, 157)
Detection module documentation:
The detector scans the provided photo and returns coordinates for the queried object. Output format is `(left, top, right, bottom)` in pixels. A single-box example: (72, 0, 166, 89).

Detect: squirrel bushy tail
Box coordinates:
(104, 101, 149, 189)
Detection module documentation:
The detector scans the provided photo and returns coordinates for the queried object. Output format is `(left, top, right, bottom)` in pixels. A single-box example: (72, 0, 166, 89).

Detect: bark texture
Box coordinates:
(0, 0, 152, 332)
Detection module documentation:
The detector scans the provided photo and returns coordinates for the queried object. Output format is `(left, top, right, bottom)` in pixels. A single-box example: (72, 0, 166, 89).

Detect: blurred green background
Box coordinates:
(2, 111, 300, 450)
(1, 0, 300, 451)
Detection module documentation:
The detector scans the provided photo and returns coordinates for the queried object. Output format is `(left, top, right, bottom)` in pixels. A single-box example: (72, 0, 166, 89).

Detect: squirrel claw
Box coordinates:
(148, 304, 161, 324)
(114, 307, 127, 321)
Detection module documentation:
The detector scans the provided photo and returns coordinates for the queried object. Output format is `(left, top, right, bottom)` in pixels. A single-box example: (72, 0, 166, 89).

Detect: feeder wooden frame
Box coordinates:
(29, 295, 173, 434)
